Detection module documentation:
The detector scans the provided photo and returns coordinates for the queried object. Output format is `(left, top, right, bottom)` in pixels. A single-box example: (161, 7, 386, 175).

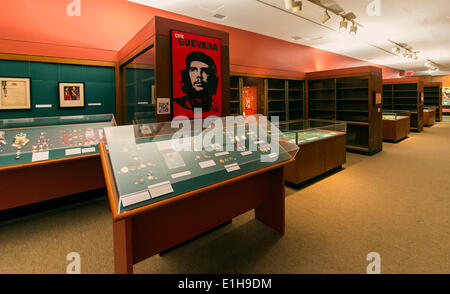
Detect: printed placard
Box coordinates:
(121, 191, 151, 207)
(199, 160, 216, 169)
(171, 170, 192, 179)
(225, 163, 240, 172)
(214, 151, 229, 157)
(241, 151, 252, 156)
(32, 151, 49, 162)
(148, 181, 174, 198)
(82, 147, 96, 153)
(65, 148, 81, 156)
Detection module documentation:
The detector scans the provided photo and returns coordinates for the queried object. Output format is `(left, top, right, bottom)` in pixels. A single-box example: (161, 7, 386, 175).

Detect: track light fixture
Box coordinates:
(292, 0, 302, 12)
(277, 0, 361, 35)
(321, 9, 331, 24)
(392, 47, 401, 54)
(284, 0, 302, 12)
(339, 17, 348, 31)
(389, 40, 419, 62)
(424, 59, 439, 72)
(349, 21, 357, 35)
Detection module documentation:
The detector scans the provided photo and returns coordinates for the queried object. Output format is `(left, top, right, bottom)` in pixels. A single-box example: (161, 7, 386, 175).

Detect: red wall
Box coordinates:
(0, 0, 401, 78)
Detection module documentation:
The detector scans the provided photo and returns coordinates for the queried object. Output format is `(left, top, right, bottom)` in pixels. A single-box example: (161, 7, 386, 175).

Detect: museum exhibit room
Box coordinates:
(0, 0, 450, 277)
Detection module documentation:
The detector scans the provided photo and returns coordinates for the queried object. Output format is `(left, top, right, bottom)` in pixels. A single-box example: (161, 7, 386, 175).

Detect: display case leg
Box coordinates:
(255, 168, 285, 235)
(113, 218, 133, 274)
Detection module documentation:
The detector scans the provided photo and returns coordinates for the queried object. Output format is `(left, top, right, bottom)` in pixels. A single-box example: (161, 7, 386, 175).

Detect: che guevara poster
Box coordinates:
(171, 30, 222, 118)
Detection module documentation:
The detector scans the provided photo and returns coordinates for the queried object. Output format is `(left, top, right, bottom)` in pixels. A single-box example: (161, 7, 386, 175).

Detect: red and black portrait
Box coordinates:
(171, 30, 222, 118)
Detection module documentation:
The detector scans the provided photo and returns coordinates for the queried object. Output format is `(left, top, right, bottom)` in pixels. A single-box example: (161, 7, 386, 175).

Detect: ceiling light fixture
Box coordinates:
(339, 17, 348, 31)
(321, 9, 331, 24)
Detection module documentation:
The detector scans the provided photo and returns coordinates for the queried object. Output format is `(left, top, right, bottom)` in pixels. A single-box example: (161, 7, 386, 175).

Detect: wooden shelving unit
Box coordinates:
(264, 78, 305, 123)
(305, 66, 383, 155)
(383, 77, 424, 132)
(424, 82, 442, 122)
(229, 75, 242, 116)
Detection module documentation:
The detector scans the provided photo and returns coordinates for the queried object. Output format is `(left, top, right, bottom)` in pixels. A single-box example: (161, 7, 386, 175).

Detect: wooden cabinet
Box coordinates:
(305, 66, 383, 155)
(383, 77, 424, 132)
(424, 82, 442, 122)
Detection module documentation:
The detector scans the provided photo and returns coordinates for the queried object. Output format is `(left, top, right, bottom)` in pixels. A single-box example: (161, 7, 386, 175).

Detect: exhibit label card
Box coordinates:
(241, 151, 252, 156)
(148, 181, 174, 198)
(32, 151, 49, 162)
(65, 148, 81, 156)
(199, 160, 216, 169)
(82, 147, 96, 153)
(214, 151, 229, 157)
(225, 163, 240, 172)
(121, 191, 151, 207)
(171, 170, 192, 179)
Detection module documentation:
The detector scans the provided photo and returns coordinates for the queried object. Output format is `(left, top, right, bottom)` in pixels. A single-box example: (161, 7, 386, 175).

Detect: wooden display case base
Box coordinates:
(105, 160, 292, 274)
(285, 134, 346, 185)
(0, 155, 105, 211)
(383, 118, 410, 143)
(423, 110, 436, 127)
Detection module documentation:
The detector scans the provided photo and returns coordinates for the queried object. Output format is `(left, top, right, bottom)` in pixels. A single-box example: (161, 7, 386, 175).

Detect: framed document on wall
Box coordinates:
(0, 77, 31, 110)
(171, 30, 222, 119)
(59, 82, 85, 108)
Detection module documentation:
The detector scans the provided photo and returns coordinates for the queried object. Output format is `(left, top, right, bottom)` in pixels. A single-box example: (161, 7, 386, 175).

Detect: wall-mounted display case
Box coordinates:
(305, 66, 382, 155)
(424, 82, 442, 122)
(423, 105, 436, 127)
(383, 77, 424, 132)
(99, 114, 298, 273)
(0, 114, 116, 210)
(280, 119, 347, 185)
(382, 111, 410, 142)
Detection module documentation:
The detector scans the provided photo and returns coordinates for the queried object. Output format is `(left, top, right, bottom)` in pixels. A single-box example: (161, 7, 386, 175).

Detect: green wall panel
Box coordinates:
(0, 60, 116, 120)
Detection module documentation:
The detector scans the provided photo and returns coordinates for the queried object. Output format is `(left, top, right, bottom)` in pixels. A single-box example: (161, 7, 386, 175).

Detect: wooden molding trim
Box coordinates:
(0, 153, 99, 172)
(231, 71, 304, 81)
(118, 36, 155, 67)
(0, 53, 116, 67)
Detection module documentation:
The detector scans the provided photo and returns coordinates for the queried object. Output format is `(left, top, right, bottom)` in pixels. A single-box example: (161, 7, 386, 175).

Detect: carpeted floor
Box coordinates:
(1, 122, 449, 274)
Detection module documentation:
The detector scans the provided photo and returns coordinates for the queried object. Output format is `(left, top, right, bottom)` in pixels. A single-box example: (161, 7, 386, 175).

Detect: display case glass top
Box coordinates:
(278, 119, 346, 145)
(0, 114, 116, 168)
(382, 111, 410, 121)
(424, 105, 436, 113)
(102, 115, 299, 214)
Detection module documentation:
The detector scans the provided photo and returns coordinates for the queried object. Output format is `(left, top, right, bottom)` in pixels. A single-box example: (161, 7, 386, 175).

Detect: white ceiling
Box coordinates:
(129, 0, 450, 76)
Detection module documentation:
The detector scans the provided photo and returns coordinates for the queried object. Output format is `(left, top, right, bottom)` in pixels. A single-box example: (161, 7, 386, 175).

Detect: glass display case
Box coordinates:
(0, 114, 116, 168)
(278, 119, 347, 145)
(101, 115, 299, 215)
(382, 111, 411, 121)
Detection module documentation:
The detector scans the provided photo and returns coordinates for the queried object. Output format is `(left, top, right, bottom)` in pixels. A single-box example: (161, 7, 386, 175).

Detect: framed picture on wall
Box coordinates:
(0, 77, 31, 110)
(171, 30, 222, 119)
(59, 82, 85, 108)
